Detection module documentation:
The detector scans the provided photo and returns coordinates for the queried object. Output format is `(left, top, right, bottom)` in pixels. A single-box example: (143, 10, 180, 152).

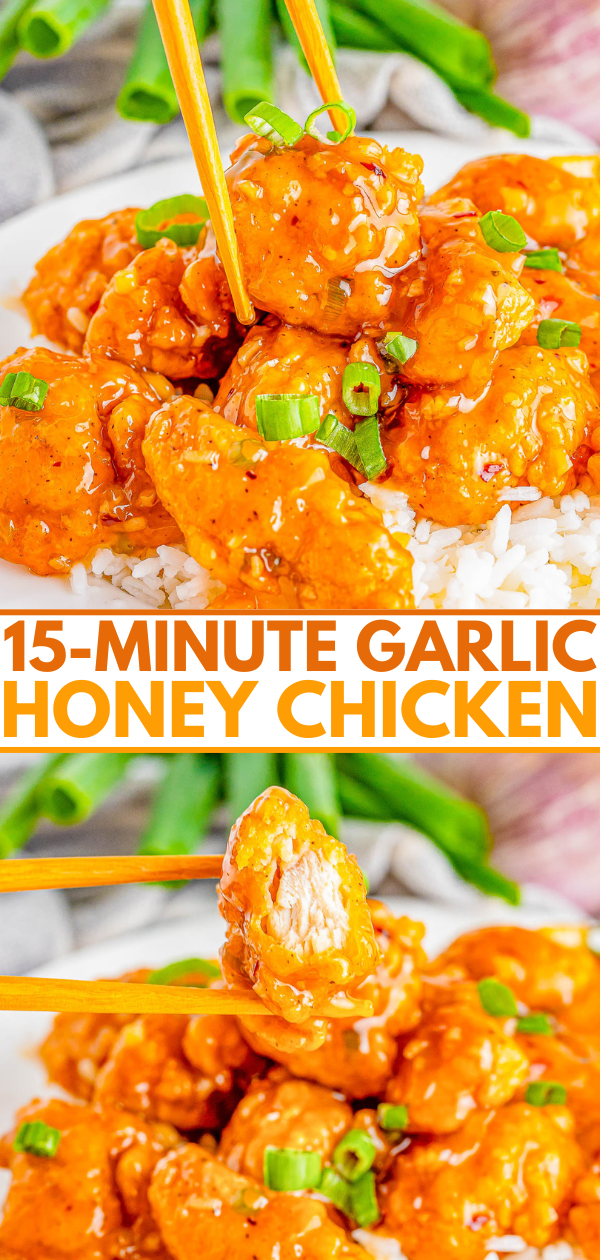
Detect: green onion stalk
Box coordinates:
(138, 754, 221, 856)
(19, 0, 111, 58)
(0, 753, 66, 858)
(0, 0, 35, 80)
(276, 0, 336, 62)
(283, 753, 340, 838)
(217, 0, 274, 124)
(224, 752, 279, 824)
(329, 2, 395, 52)
(117, 0, 212, 124)
(39, 753, 134, 825)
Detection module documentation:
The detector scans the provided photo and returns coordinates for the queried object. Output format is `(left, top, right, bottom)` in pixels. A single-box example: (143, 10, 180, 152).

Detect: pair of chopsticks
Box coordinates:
(152, 0, 345, 325)
(0, 855, 267, 1014)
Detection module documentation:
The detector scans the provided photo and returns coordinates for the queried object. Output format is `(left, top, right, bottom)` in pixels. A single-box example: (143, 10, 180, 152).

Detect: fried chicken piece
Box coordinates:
(0, 1097, 180, 1259)
(142, 397, 414, 608)
(226, 132, 423, 337)
(22, 208, 140, 352)
(383, 344, 600, 526)
(386, 1001, 528, 1134)
(569, 1161, 600, 1259)
(0, 346, 180, 575)
(40, 1010, 135, 1101)
(218, 786, 379, 1052)
(380, 1103, 585, 1260)
(517, 1026, 600, 1154)
(219, 1067, 352, 1179)
(243, 904, 424, 1099)
(85, 232, 243, 381)
(149, 1144, 366, 1260)
(430, 153, 600, 251)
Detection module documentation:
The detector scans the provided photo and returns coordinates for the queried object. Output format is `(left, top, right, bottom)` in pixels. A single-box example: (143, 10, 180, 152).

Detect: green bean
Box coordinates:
(19, 0, 111, 58)
(283, 753, 340, 837)
(330, 2, 394, 51)
(336, 771, 392, 821)
(139, 755, 220, 855)
(217, 0, 273, 124)
(40, 753, 133, 826)
(117, 0, 212, 124)
(224, 752, 279, 824)
(0, 754, 66, 858)
(454, 86, 530, 138)
(340, 0, 495, 90)
(0, 0, 35, 79)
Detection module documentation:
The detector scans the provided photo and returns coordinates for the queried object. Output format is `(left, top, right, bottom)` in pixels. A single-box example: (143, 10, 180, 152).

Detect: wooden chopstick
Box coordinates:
(0, 976, 268, 1015)
(283, 0, 348, 134)
(151, 0, 254, 325)
(0, 855, 223, 893)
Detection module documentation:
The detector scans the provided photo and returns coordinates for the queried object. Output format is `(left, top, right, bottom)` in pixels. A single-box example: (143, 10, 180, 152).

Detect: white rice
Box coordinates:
(353, 1236, 578, 1260)
(70, 491, 600, 610)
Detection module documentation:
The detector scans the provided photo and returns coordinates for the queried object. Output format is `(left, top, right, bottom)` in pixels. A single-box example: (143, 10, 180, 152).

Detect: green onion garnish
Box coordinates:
(146, 957, 220, 985)
(14, 1121, 60, 1157)
(381, 332, 418, 365)
(377, 1103, 408, 1132)
(477, 977, 518, 1017)
(0, 371, 48, 412)
(525, 1081, 567, 1106)
(244, 101, 304, 147)
(333, 1130, 376, 1183)
(135, 194, 208, 248)
(304, 100, 356, 143)
(516, 1013, 553, 1036)
(537, 318, 581, 349)
(318, 1166, 352, 1214)
(315, 412, 365, 474)
(354, 415, 387, 480)
(479, 210, 527, 253)
(263, 1147, 322, 1191)
(349, 1170, 381, 1228)
(342, 363, 381, 416)
(255, 393, 320, 440)
(524, 248, 562, 272)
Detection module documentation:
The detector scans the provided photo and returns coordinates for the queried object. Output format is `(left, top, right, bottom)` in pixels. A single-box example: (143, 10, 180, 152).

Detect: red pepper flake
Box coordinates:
(245, 469, 257, 480)
(290, 215, 299, 227)
(362, 162, 385, 178)
(481, 463, 504, 482)
(469, 1216, 489, 1232)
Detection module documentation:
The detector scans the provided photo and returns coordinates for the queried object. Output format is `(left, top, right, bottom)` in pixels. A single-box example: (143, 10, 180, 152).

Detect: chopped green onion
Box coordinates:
(349, 1170, 380, 1228)
(147, 957, 220, 984)
(0, 753, 66, 859)
(255, 393, 320, 439)
(0, 371, 48, 412)
(525, 1081, 567, 1107)
(0, 0, 36, 81)
(117, 0, 211, 124)
(135, 195, 208, 249)
(477, 977, 518, 1017)
(516, 1013, 553, 1036)
(40, 753, 133, 826)
(244, 100, 304, 146)
(377, 1103, 408, 1132)
(263, 1147, 322, 1191)
(381, 332, 418, 365)
(219, 0, 273, 125)
(537, 318, 581, 349)
(333, 1130, 376, 1183)
(318, 1166, 352, 1214)
(315, 412, 365, 475)
(479, 210, 527, 253)
(354, 415, 387, 480)
(19, 0, 110, 57)
(342, 363, 381, 416)
(524, 248, 562, 273)
(304, 100, 356, 143)
(14, 1121, 60, 1157)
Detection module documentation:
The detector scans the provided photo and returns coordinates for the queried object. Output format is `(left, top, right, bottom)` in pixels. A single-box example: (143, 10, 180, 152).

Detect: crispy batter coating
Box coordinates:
(85, 233, 243, 381)
(380, 1103, 585, 1260)
(243, 904, 424, 1098)
(517, 1027, 600, 1155)
(226, 133, 423, 337)
(0, 346, 180, 575)
(0, 1097, 180, 1259)
(383, 344, 600, 526)
(219, 1067, 352, 1179)
(430, 153, 600, 250)
(218, 787, 379, 1051)
(142, 397, 414, 608)
(22, 208, 140, 352)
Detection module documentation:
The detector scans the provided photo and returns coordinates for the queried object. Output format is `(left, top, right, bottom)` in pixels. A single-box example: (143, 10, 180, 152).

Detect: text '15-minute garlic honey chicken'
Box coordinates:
(5, 108, 600, 607)
(5, 786, 600, 1260)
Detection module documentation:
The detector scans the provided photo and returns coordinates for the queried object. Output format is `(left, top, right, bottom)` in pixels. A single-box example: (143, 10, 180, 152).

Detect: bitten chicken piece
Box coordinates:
(386, 1001, 529, 1134)
(383, 344, 600, 526)
(219, 1067, 352, 1179)
(218, 786, 379, 1052)
(149, 1144, 367, 1260)
(142, 397, 414, 608)
(22, 208, 140, 352)
(85, 232, 243, 381)
(244, 904, 424, 1098)
(226, 132, 423, 337)
(0, 1097, 180, 1260)
(380, 1103, 585, 1260)
(430, 153, 600, 250)
(0, 346, 180, 575)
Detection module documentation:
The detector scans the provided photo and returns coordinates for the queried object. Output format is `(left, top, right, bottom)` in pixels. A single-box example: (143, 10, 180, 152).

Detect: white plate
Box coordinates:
(0, 131, 583, 610)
